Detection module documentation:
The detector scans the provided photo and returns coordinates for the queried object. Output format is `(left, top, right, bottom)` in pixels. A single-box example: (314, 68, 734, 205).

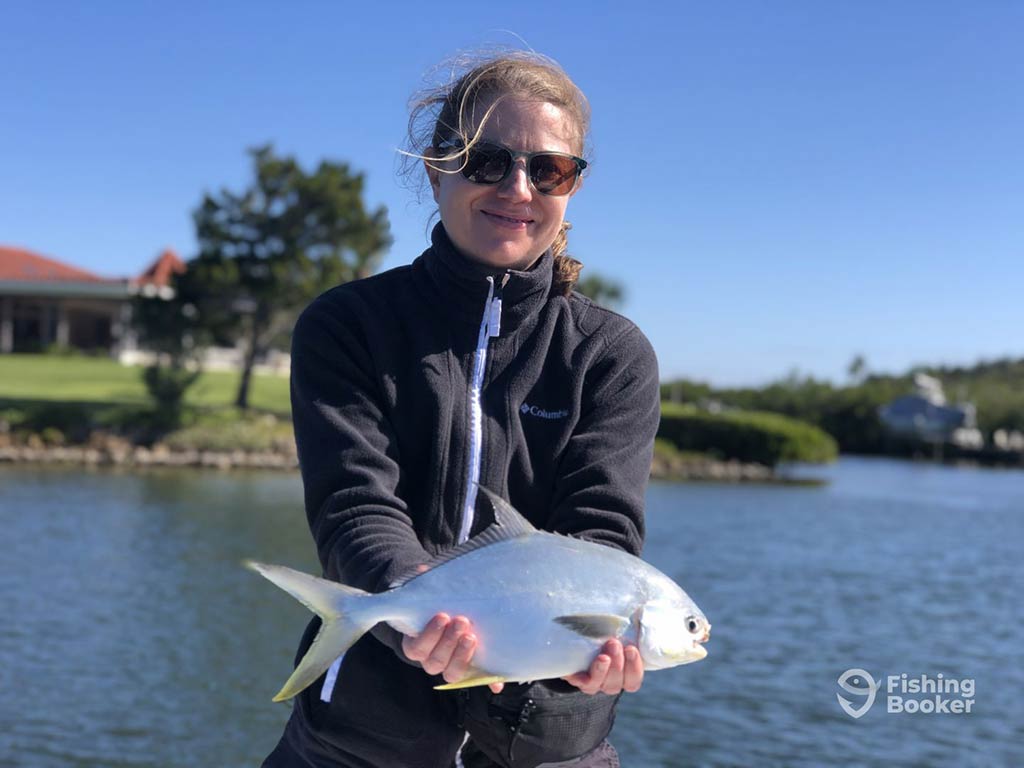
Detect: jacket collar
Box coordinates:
(419, 223, 553, 331)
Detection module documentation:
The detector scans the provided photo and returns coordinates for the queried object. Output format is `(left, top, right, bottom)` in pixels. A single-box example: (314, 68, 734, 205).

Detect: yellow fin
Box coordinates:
(434, 675, 507, 691)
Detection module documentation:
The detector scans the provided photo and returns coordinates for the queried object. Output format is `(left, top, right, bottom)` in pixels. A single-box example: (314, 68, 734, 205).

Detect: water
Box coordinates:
(0, 458, 1021, 767)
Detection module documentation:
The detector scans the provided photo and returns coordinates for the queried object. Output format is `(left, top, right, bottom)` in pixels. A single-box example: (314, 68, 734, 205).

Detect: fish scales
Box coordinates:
(379, 533, 662, 681)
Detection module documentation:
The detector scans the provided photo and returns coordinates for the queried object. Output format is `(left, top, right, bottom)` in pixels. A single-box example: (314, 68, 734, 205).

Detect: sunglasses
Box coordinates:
(444, 141, 587, 196)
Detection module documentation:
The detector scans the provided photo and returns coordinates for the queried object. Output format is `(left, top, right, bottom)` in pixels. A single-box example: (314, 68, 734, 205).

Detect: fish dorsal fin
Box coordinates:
(389, 485, 536, 589)
(554, 613, 631, 639)
(476, 485, 537, 537)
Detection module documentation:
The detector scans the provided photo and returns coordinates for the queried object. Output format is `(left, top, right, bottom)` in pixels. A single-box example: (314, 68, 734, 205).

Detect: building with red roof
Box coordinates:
(0, 246, 185, 355)
(132, 249, 187, 297)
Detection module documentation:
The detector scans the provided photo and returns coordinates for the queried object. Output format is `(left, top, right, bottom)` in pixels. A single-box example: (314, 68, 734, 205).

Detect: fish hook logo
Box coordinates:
(837, 668, 879, 719)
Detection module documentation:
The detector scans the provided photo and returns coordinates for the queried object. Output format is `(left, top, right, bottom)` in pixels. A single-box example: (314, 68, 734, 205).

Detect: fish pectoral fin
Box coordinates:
(434, 674, 507, 691)
(554, 613, 631, 639)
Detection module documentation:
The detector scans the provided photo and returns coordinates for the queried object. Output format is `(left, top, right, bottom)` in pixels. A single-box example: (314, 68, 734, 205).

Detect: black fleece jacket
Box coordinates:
(280, 224, 660, 765)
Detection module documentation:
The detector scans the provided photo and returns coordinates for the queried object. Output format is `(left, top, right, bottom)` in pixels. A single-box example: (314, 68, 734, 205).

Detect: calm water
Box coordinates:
(0, 458, 1021, 767)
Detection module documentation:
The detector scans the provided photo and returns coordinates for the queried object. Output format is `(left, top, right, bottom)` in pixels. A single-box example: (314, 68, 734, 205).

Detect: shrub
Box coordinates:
(7, 401, 95, 441)
(143, 364, 201, 430)
(658, 403, 838, 467)
(39, 427, 66, 446)
(162, 411, 293, 453)
(0, 398, 170, 443)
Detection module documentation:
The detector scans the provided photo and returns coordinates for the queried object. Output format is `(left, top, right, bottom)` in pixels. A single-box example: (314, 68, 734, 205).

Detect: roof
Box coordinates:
(134, 248, 186, 288)
(0, 245, 185, 300)
(0, 245, 111, 283)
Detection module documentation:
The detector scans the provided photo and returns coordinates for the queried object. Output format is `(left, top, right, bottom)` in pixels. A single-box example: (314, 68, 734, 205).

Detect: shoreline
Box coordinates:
(0, 428, 297, 471)
(0, 439, 789, 482)
(0, 442, 297, 470)
(649, 452, 777, 483)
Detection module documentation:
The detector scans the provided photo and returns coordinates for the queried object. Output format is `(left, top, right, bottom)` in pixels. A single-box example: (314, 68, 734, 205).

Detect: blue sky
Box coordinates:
(3, 1, 1021, 385)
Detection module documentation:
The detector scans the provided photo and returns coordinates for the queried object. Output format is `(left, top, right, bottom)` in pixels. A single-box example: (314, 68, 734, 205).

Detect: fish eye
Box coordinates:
(686, 616, 701, 634)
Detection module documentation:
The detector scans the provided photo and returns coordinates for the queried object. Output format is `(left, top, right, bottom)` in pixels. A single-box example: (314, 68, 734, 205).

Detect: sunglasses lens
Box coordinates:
(463, 145, 512, 184)
(530, 154, 580, 195)
(458, 143, 581, 195)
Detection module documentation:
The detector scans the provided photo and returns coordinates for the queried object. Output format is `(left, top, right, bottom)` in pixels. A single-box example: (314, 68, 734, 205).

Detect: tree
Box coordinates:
(847, 354, 868, 384)
(575, 273, 625, 309)
(188, 145, 391, 409)
(134, 268, 206, 429)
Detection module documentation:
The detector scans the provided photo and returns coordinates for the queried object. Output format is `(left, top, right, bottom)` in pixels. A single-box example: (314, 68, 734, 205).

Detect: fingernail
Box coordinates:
(458, 635, 475, 649)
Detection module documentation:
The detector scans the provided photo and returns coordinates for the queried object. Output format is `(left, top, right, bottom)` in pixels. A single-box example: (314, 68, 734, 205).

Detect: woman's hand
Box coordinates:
(402, 612, 505, 693)
(563, 639, 644, 695)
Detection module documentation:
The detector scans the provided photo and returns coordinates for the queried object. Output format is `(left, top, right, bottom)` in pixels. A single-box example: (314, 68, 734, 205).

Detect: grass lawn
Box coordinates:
(0, 354, 291, 415)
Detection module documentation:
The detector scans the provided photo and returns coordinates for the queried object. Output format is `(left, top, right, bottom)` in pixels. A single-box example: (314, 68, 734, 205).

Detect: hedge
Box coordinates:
(658, 403, 838, 467)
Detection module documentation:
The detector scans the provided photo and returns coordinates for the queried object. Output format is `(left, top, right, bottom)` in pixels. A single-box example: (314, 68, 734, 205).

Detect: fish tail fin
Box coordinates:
(245, 560, 375, 702)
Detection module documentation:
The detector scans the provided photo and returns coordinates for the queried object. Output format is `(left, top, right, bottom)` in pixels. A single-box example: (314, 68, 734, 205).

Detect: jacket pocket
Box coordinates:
(461, 680, 619, 768)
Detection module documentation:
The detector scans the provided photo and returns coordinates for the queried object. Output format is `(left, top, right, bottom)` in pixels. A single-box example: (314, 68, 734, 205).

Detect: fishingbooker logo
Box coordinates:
(836, 669, 878, 719)
(520, 402, 569, 420)
(837, 668, 975, 718)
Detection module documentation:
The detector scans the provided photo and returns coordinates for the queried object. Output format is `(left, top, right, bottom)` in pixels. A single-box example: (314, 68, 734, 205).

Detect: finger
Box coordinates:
(403, 613, 450, 662)
(442, 633, 477, 683)
(565, 653, 610, 695)
(563, 671, 588, 688)
(600, 640, 625, 695)
(564, 675, 598, 694)
(423, 617, 471, 675)
(622, 645, 644, 693)
(489, 682, 505, 694)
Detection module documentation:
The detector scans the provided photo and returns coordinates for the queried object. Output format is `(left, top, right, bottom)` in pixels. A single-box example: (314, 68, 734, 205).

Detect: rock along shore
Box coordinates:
(650, 452, 775, 482)
(0, 431, 779, 481)
(0, 442, 298, 471)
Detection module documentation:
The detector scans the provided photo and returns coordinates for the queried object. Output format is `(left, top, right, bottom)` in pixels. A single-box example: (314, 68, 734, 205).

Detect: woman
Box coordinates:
(263, 51, 661, 768)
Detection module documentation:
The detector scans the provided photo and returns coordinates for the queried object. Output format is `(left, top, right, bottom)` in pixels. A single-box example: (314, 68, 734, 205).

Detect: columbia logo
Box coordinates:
(520, 403, 569, 420)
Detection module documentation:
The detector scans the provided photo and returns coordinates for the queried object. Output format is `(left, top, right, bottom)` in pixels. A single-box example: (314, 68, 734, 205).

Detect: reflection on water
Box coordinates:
(0, 458, 1021, 766)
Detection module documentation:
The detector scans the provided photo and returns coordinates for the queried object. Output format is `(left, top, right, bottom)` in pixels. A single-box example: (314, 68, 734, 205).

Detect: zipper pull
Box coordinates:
(489, 296, 502, 338)
(508, 698, 537, 763)
(489, 273, 509, 339)
(517, 698, 536, 726)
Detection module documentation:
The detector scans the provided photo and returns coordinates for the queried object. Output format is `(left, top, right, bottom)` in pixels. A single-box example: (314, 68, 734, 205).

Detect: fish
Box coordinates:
(247, 486, 710, 701)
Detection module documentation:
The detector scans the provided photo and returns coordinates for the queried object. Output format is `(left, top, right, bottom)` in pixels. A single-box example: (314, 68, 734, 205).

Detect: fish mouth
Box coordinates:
(688, 623, 711, 661)
(670, 642, 707, 665)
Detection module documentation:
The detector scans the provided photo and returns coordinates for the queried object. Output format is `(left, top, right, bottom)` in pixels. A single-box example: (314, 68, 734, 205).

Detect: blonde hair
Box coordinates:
(403, 51, 590, 296)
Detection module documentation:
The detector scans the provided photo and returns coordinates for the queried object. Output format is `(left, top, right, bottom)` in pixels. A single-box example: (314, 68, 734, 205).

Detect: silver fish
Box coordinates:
(248, 487, 710, 701)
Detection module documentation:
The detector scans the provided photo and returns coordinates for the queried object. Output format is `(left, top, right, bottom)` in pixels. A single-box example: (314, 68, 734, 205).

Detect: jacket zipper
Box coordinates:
(326, 272, 511, 708)
(458, 273, 508, 544)
(452, 273, 508, 767)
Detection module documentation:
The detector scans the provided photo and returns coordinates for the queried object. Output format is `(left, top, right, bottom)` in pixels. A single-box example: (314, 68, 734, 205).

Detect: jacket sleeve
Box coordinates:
(290, 293, 428, 658)
(547, 324, 660, 556)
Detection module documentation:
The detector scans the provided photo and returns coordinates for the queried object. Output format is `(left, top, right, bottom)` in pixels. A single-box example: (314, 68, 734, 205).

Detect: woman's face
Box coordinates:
(427, 95, 581, 271)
